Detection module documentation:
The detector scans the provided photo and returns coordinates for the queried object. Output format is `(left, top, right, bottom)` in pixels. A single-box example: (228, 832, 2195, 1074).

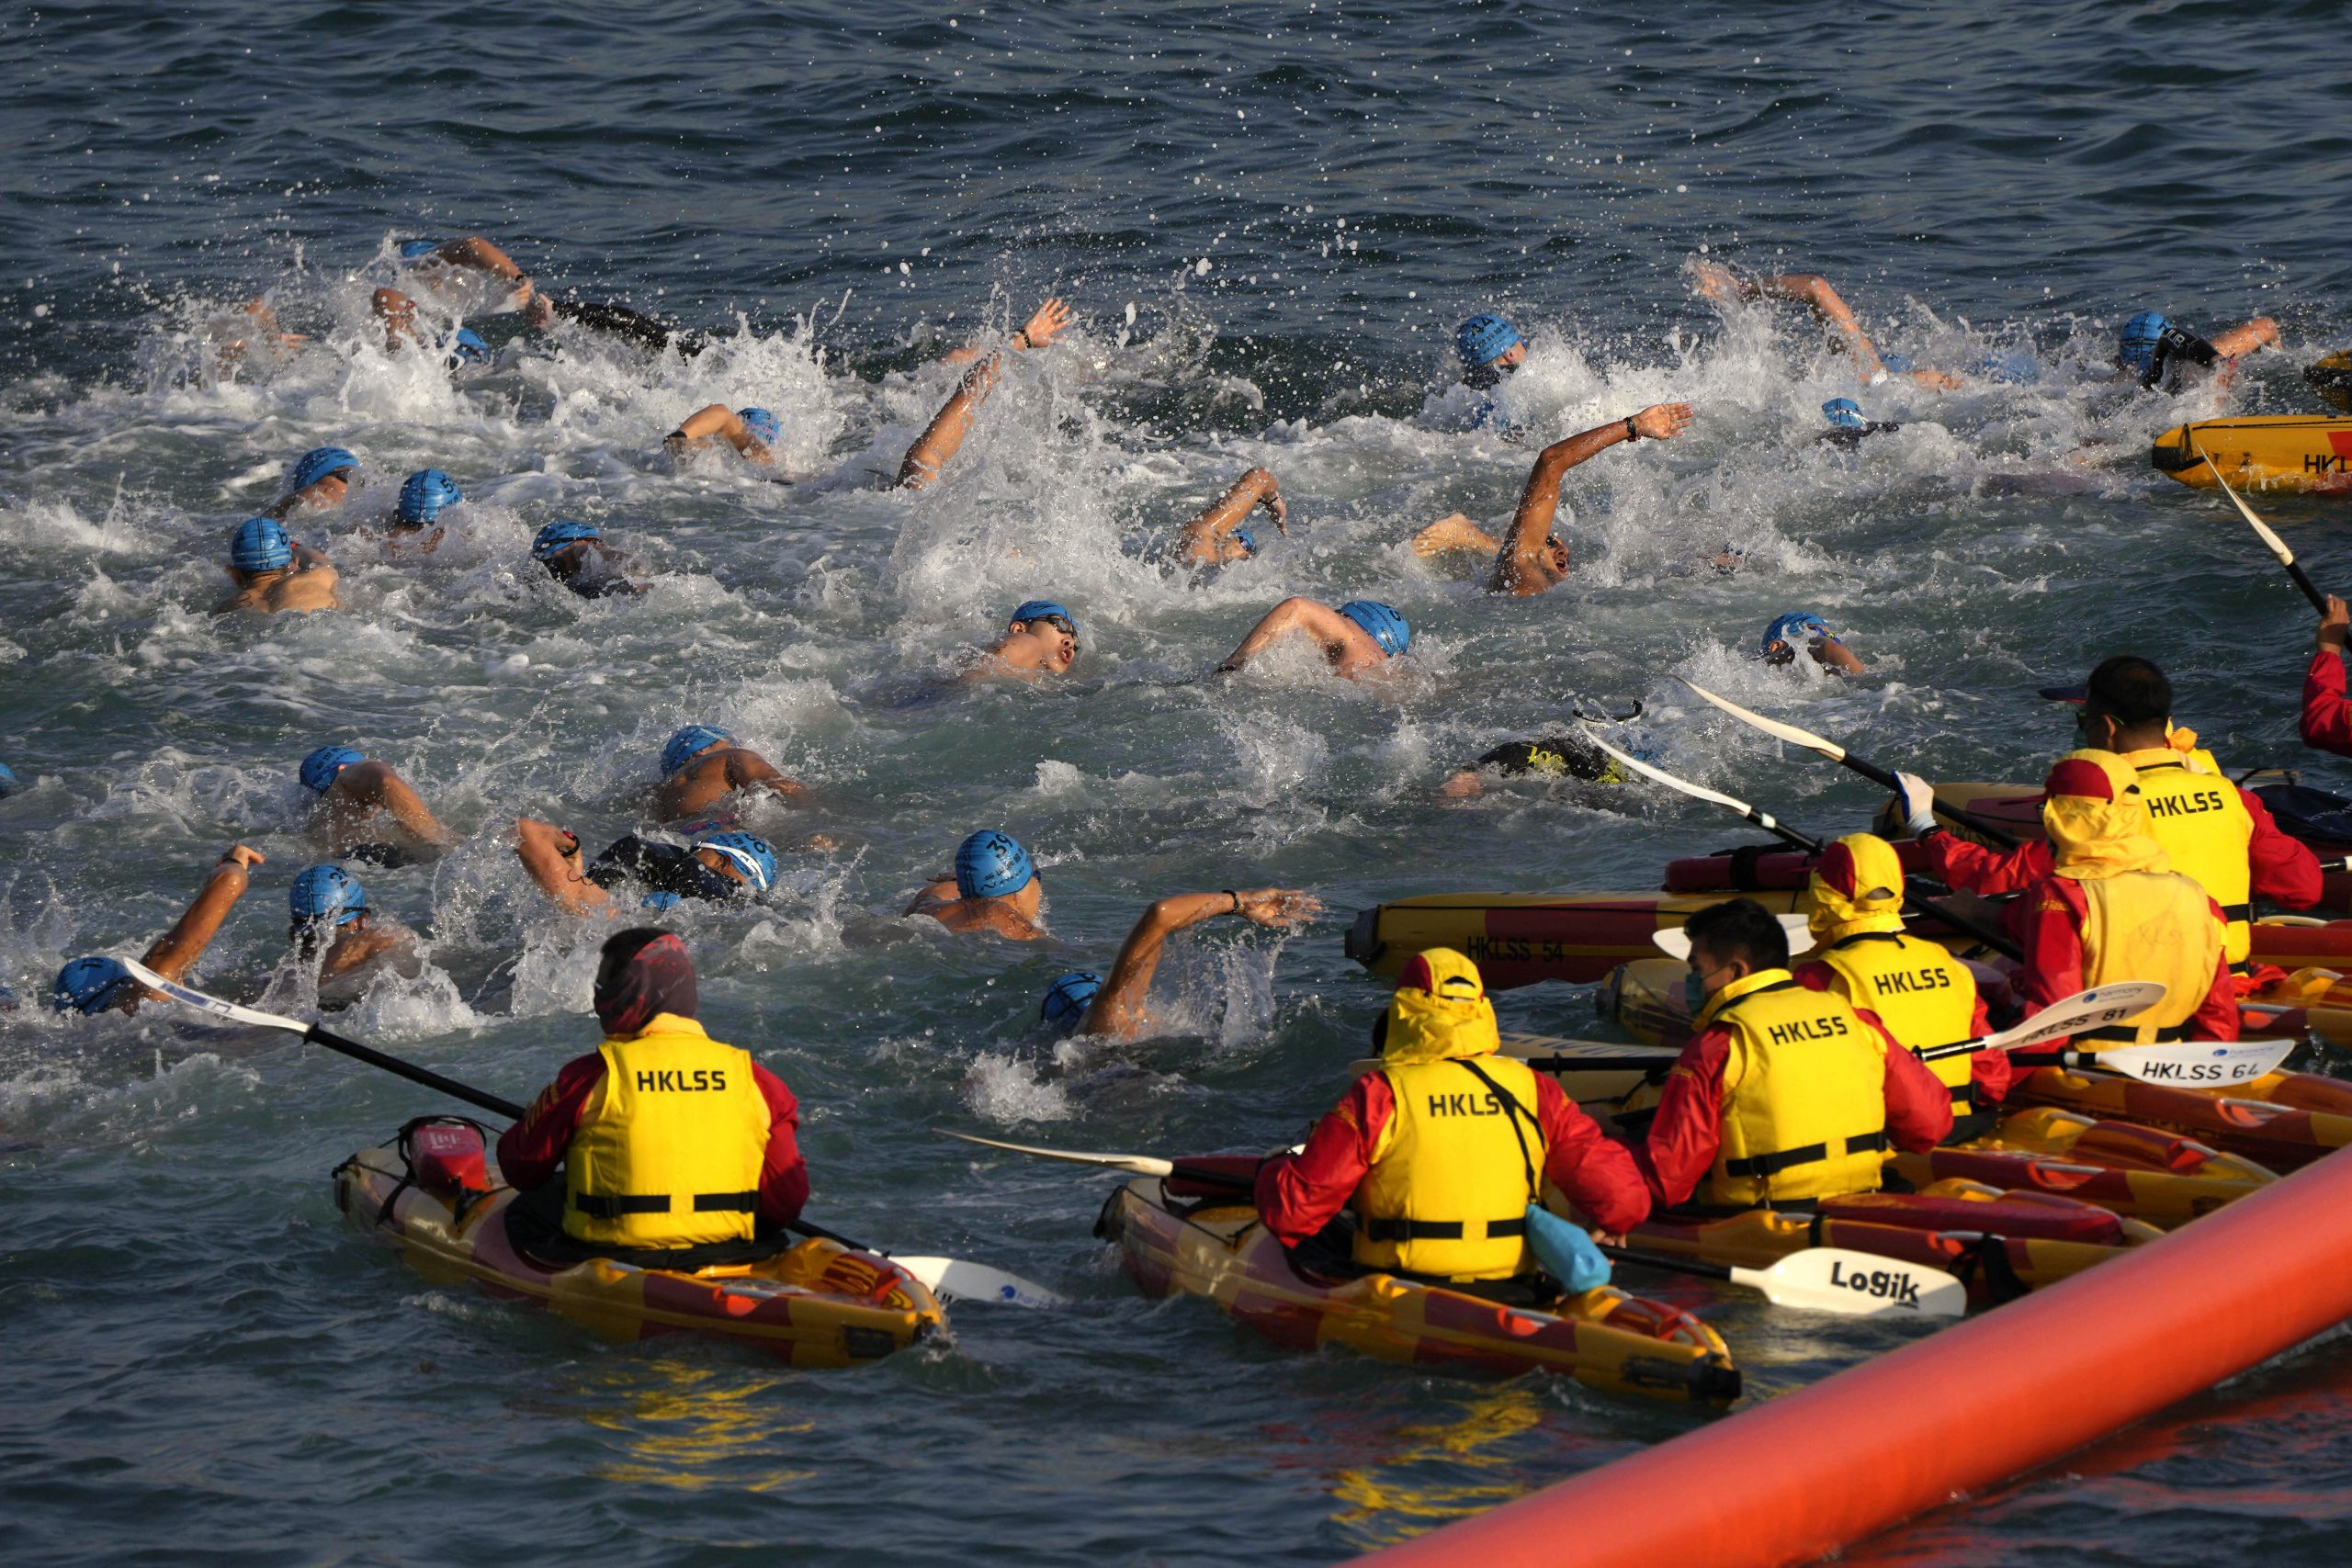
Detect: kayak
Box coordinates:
(334, 1122, 944, 1367)
(1887, 1109, 2275, 1229)
(2004, 1067, 2352, 1172)
(2152, 414, 2352, 493)
(1343, 889, 1816, 989)
(1095, 1175, 1741, 1405)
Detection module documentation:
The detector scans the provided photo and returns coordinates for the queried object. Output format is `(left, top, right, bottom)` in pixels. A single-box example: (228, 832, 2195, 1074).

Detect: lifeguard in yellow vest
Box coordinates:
(496, 929, 808, 1254)
(1643, 898, 1953, 1211)
(1255, 948, 1650, 1288)
(1790, 833, 2005, 1137)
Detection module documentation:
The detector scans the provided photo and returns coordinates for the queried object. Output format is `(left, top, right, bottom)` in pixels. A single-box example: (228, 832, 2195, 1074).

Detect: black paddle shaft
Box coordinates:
(1838, 751, 2022, 851)
(2287, 558, 2331, 615)
(1727, 802, 2024, 961)
(1596, 1244, 1734, 1283)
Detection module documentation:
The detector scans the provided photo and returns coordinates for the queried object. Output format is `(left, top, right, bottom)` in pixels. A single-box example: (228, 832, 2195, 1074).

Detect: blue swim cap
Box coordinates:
(738, 407, 780, 446)
(1229, 524, 1259, 557)
(445, 328, 490, 367)
(1822, 398, 1869, 432)
(300, 744, 366, 794)
(698, 830, 776, 892)
(955, 829, 1035, 899)
(1010, 600, 1080, 641)
(289, 863, 369, 926)
(640, 890, 683, 911)
(398, 240, 442, 260)
(1337, 600, 1410, 658)
(532, 520, 601, 561)
(1973, 346, 2041, 386)
(1761, 612, 1835, 655)
(1877, 351, 1912, 374)
(288, 446, 358, 492)
(0, 761, 17, 798)
(1041, 970, 1104, 1034)
(231, 517, 295, 572)
(397, 468, 463, 525)
(1456, 313, 1523, 372)
(2119, 311, 2170, 373)
(51, 955, 134, 1015)
(661, 724, 733, 777)
(0, 981, 17, 1012)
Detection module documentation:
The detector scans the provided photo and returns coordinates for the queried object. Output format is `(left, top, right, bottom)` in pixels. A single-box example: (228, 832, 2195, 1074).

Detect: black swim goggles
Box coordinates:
(1028, 612, 1080, 647)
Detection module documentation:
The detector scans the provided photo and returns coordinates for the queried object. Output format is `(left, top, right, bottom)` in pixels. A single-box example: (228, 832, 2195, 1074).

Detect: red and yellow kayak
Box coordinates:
(1096, 1177, 1740, 1405)
(2004, 1067, 2352, 1172)
(334, 1123, 943, 1368)
(2152, 414, 2352, 493)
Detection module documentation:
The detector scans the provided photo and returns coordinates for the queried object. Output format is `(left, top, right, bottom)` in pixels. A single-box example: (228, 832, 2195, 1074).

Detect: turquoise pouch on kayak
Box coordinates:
(1525, 1203, 1611, 1294)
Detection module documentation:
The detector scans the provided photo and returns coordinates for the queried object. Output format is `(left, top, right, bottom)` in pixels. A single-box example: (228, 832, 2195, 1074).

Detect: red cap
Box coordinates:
(2044, 757, 2116, 800)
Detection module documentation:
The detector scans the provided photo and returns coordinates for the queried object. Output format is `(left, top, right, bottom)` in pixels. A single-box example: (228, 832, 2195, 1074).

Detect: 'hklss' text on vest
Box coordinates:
(1701, 970, 1891, 1208)
(1814, 932, 1979, 1113)
(2130, 754, 2256, 965)
(1353, 1055, 1546, 1281)
(565, 1017, 772, 1247)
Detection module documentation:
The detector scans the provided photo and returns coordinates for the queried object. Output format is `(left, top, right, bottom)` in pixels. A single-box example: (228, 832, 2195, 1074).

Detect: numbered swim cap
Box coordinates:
(738, 408, 780, 446)
(299, 745, 366, 794)
(1761, 612, 1835, 660)
(661, 725, 732, 777)
(1041, 970, 1104, 1034)
(289, 864, 369, 926)
(955, 830, 1035, 899)
(2118, 311, 2170, 374)
(397, 468, 463, 525)
(531, 520, 601, 560)
(51, 955, 134, 1015)
(1822, 398, 1869, 432)
(1337, 600, 1410, 658)
(231, 517, 295, 572)
(1456, 313, 1523, 372)
(698, 830, 776, 892)
(288, 446, 358, 492)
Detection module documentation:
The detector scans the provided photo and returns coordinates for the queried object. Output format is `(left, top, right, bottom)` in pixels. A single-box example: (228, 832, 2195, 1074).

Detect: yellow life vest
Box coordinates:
(1352, 1055, 1546, 1281)
(2124, 748, 2256, 964)
(1700, 969, 1890, 1208)
(564, 1014, 772, 1248)
(1812, 932, 1979, 1111)
(2074, 872, 2224, 1043)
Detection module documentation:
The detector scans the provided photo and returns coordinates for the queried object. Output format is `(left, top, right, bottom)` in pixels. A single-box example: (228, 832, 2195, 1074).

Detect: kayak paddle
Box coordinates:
(1677, 678, 2022, 848)
(1578, 728, 2024, 960)
(1598, 1245, 1967, 1319)
(2194, 439, 2329, 614)
(122, 960, 1063, 1308)
(940, 1129, 1260, 1189)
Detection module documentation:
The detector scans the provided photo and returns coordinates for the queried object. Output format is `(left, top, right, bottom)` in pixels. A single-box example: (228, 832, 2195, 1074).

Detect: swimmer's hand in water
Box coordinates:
(220, 844, 266, 871)
(1017, 297, 1073, 351)
(1631, 403, 1695, 441)
(1233, 888, 1323, 931)
(1689, 261, 1747, 302)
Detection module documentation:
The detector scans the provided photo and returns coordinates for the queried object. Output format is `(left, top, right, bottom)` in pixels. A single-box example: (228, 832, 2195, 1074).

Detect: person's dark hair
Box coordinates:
(2084, 655, 2171, 730)
(596, 926, 672, 978)
(1682, 897, 1790, 971)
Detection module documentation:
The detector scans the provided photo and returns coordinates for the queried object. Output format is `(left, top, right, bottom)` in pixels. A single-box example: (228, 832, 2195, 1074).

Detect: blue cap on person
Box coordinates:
(1456, 312, 1523, 372)
(0, 761, 17, 798)
(397, 468, 462, 525)
(232, 517, 295, 573)
(288, 446, 359, 492)
(1041, 970, 1104, 1034)
(300, 745, 366, 794)
(699, 830, 776, 892)
(532, 520, 600, 560)
(1010, 600, 1080, 640)
(1761, 612, 1835, 657)
(2119, 311, 2170, 373)
(1230, 524, 1259, 557)
(1337, 600, 1410, 658)
(662, 725, 732, 777)
(1823, 398, 1869, 432)
(956, 830, 1035, 899)
(289, 864, 369, 926)
(445, 328, 490, 367)
(51, 955, 135, 1015)
(739, 407, 780, 446)
(399, 240, 442, 260)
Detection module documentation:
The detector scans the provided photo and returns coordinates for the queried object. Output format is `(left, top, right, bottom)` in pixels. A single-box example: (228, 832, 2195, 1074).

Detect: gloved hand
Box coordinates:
(1894, 771, 1938, 837)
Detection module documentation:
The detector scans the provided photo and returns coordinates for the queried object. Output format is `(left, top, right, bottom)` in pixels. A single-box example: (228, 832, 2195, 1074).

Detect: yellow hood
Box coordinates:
(2042, 749, 2171, 882)
(1807, 832, 1907, 942)
(1381, 946, 1501, 1066)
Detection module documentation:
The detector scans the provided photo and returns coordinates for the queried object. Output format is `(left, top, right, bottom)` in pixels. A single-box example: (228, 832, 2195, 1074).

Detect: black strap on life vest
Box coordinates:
(1724, 1132, 1890, 1179)
(1456, 1057, 1541, 1198)
(2218, 903, 2253, 922)
(1363, 1215, 1529, 1242)
(571, 1190, 759, 1219)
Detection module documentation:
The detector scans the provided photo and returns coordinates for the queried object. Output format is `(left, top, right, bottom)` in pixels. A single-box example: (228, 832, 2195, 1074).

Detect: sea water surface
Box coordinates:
(6, 2, 2352, 1563)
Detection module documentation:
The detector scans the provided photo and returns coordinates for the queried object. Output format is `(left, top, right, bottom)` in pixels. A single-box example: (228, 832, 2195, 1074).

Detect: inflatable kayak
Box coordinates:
(334, 1121, 944, 1367)
(2005, 1067, 2352, 1172)
(1095, 1175, 1740, 1405)
(2152, 414, 2352, 493)
(1888, 1109, 2274, 1229)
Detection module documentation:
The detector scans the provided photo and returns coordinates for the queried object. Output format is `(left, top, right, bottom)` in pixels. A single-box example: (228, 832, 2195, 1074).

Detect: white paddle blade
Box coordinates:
(894, 1256, 1068, 1309)
(1652, 914, 1812, 962)
(2197, 442, 2298, 562)
(939, 1129, 1176, 1178)
(120, 958, 308, 1034)
(1580, 727, 1758, 818)
(2094, 1038, 2296, 1088)
(1981, 983, 2168, 1054)
(1678, 678, 1848, 761)
(1731, 1248, 1967, 1319)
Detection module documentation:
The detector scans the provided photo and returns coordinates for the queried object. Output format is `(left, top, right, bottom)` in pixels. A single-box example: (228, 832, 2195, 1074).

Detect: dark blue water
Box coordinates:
(7, 2, 2352, 1563)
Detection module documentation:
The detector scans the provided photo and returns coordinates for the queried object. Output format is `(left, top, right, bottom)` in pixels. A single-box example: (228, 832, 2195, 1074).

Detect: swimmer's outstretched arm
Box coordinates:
(1411, 513, 1503, 558)
(668, 405, 773, 462)
(1490, 406, 1692, 596)
(413, 235, 552, 325)
(1177, 468, 1284, 564)
(1216, 596, 1364, 671)
(940, 297, 1072, 368)
(141, 845, 265, 987)
(328, 761, 457, 851)
(897, 355, 1001, 490)
(372, 288, 423, 352)
(725, 749, 808, 802)
(514, 818, 613, 915)
(1082, 888, 1323, 1038)
(2211, 316, 2280, 359)
(1691, 263, 1959, 389)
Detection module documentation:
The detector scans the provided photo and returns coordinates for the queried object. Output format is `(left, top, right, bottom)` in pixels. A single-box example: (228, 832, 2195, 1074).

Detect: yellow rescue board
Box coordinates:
(2152, 415, 2352, 494)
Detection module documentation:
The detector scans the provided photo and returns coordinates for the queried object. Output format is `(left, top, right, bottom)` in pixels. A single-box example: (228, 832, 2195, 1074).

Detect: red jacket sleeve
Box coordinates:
(1919, 828, 2053, 897)
(494, 1053, 605, 1190)
(2243, 785, 2323, 910)
(1640, 1029, 1732, 1209)
(2303, 650, 2352, 757)
(1862, 1007, 1956, 1149)
(752, 1063, 809, 1224)
(2012, 878, 2089, 1050)
(1255, 1074, 1389, 1247)
(2191, 912, 2242, 1043)
(1532, 1075, 1650, 1234)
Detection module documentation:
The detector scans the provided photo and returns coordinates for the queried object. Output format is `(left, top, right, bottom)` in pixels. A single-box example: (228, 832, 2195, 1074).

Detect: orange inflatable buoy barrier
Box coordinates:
(1353, 1145, 2352, 1568)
